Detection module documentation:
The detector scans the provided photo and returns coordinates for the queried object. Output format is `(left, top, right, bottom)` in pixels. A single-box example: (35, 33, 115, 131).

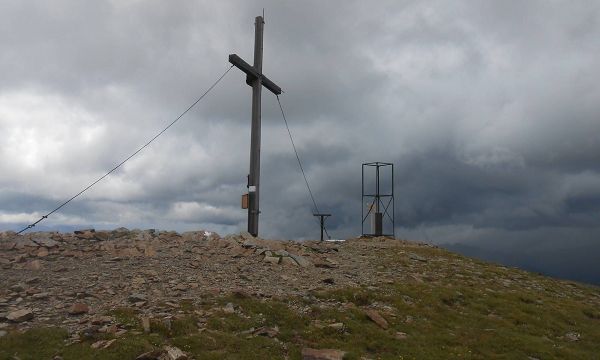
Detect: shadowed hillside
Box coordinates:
(442, 242, 600, 286)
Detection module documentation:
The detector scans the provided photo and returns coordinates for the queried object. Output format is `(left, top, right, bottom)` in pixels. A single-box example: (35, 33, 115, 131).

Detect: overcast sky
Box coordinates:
(1, 0, 599, 246)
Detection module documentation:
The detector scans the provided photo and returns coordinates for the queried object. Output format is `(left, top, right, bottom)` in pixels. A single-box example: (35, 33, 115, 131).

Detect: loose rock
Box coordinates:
(25, 260, 43, 270)
(136, 350, 165, 360)
(7, 309, 34, 323)
(91, 339, 116, 349)
(252, 326, 279, 338)
(565, 332, 580, 341)
(395, 331, 408, 340)
(69, 302, 90, 315)
(289, 254, 312, 267)
(263, 256, 280, 265)
(364, 309, 389, 329)
(281, 256, 298, 267)
(141, 317, 151, 333)
(223, 303, 235, 314)
(162, 346, 188, 360)
(129, 294, 148, 303)
(328, 323, 344, 331)
(301, 348, 346, 360)
(409, 253, 427, 262)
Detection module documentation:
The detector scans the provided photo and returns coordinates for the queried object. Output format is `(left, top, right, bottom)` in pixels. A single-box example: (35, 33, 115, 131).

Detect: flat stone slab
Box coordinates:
(7, 309, 33, 323)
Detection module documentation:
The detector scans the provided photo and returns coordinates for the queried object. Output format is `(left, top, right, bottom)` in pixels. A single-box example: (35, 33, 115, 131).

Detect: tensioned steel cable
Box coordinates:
(16, 65, 235, 234)
(276, 95, 331, 240)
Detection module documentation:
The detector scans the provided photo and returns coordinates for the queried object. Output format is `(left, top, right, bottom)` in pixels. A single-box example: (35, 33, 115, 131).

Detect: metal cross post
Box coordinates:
(229, 15, 282, 237)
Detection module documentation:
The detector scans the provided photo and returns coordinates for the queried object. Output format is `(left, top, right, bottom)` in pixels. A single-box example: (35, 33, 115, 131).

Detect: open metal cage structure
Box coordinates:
(362, 162, 395, 237)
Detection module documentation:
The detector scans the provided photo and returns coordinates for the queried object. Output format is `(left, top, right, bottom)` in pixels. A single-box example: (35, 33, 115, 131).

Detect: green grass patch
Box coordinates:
(109, 307, 139, 328)
(172, 330, 293, 359)
(0, 327, 160, 360)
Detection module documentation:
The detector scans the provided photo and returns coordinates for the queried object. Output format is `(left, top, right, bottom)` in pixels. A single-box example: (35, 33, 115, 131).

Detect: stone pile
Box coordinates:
(1, 228, 443, 358)
(0, 228, 362, 335)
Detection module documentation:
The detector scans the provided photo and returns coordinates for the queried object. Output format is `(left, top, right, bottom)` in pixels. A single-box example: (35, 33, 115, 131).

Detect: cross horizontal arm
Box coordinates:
(260, 76, 282, 95)
(229, 54, 282, 95)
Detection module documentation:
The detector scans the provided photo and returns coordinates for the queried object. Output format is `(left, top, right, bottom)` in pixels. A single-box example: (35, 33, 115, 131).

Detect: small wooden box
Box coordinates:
(241, 194, 249, 209)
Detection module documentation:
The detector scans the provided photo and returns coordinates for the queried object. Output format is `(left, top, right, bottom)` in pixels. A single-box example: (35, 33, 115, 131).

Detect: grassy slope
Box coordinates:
(1, 244, 600, 360)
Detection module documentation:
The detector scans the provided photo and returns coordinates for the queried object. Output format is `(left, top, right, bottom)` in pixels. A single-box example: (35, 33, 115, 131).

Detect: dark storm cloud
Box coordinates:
(1, 0, 600, 251)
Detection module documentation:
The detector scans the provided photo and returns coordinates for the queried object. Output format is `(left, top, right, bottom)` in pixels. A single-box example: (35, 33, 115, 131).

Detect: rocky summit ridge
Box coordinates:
(1, 229, 600, 359)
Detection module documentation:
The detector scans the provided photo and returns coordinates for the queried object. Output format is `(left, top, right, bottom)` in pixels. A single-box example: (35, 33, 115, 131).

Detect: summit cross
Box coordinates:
(229, 15, 282, 237)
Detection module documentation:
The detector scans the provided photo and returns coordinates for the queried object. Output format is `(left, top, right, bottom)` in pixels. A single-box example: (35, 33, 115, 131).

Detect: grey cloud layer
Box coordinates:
(1, 1, 599, 246)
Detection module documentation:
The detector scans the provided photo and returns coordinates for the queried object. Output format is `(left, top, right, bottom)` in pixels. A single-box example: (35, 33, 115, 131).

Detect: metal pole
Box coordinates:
(392, 164, 395, 238)
(376, 164, 380, 214)
(375, 164, 382, 236)
(248, 16, 264, 237)
(314, 214, 330, 241)
(361, 164, 364, 235)
(320, 216, 324, 241)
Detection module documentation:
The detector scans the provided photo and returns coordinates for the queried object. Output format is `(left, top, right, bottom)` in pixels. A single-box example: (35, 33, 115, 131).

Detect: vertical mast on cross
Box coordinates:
(229, 16, 282, 237)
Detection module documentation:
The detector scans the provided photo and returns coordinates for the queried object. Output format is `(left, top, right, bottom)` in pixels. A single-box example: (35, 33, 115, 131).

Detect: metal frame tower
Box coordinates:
(361, 162, 395, 237)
